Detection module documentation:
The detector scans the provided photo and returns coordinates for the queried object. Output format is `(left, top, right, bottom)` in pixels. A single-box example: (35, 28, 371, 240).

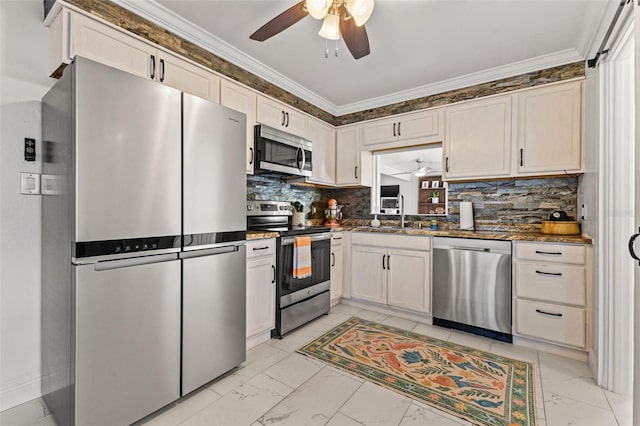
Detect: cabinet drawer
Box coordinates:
(515, 299, 585, 349)
(514, 242, 585, 265)
(246, 239, 276, 259)
(352, 232, 430, 251)
(331, 232, 344, 246)
(515, 262, 585, 306)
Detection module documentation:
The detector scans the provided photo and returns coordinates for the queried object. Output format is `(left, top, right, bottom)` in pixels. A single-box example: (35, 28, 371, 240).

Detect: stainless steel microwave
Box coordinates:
(254, 124, 312, 177)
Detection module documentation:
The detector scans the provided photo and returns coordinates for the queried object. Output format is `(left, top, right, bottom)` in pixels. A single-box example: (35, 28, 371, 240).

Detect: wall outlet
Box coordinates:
(20, 173, 40, 195)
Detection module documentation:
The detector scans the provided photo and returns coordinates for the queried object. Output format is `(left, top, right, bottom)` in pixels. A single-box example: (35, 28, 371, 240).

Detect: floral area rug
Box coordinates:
(297, 317, 537, 426)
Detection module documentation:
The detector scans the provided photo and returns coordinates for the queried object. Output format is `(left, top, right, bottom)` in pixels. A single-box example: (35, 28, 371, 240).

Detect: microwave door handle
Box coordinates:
(296, 147, 303, 171)
(299, 144, 306, 172)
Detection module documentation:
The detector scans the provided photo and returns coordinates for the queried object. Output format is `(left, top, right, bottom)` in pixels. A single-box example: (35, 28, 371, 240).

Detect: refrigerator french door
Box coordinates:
(74, 256, 180, 425)
(181, 94, 247, 395)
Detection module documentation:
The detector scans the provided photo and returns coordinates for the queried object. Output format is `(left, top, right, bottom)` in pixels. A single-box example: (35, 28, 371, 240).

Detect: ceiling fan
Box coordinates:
(388, 159, 432, 177)
(249, 0, 373, 60)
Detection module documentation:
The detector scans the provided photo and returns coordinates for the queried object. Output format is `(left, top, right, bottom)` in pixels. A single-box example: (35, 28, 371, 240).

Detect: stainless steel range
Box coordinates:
(247, 200, 331, 337)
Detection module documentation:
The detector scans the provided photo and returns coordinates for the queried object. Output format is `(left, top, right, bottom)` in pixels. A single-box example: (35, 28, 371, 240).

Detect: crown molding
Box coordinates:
(109, 0, 337, 114)
(109, 0, 585, 117)
(334, 48, 585, 115)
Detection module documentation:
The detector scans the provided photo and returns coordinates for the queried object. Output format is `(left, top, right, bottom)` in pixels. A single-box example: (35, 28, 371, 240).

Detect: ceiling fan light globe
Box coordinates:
(319, 13, 340, 40)
(346, 0, 374, 26)
(306, 0, 332, 19)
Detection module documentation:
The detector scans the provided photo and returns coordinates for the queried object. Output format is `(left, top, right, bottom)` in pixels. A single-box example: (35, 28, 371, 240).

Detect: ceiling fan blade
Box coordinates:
(250, 1, 308, 42)
(339, 6, 371, 59)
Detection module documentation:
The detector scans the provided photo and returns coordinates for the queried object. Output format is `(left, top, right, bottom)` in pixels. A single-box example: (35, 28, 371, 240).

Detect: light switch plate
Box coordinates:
(21, 173, 40, 195)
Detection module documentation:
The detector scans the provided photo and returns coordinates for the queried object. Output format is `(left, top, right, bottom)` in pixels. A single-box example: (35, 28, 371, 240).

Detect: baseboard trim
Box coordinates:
(0, 373, 42, 412)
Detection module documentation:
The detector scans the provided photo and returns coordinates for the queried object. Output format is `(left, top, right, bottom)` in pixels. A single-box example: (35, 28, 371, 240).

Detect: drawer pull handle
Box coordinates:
(535, 309, 563, 317)
(535, 270, 563, 276)
(535, 250, 562, 255)
(382, 254, 386, 270)
(252, 246, 269, 251)
(333, 237, 343, 240)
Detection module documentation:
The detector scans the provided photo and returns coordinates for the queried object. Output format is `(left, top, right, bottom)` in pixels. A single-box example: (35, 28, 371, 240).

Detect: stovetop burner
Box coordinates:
(246, 200, 330, 237)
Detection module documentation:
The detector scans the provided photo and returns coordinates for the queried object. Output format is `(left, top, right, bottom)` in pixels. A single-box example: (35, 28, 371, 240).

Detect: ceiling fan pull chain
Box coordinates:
(325, 37, 329, 58)
(335, 40, 339, 57)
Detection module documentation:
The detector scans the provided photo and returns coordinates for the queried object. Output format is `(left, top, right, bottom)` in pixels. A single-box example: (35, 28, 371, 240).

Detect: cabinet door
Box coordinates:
(387, 248, 430, 313)
(517, 81, 582, 174)
(351, 245, 386, 304)
(256, 96, 308, 138)
(257, 95, 287, 129)
(331, 243, 344, 302)
(398, 109, 440, 142)
(308, 118, 336, 185)
(71, 11, 155, 80)
(221, 80, 258, 174)
(362, 116, 398, 146)
(284, 107, 308, 139)
(444, 96, 512, 179)
(336, 126, 364, 185)
(157, 51, 220, 104)
(246, 256, 276, 338)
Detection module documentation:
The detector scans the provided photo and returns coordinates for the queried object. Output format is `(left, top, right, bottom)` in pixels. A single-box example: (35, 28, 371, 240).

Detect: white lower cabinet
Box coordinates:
(513, 241, 589, 350)
(351, 233, 430, 314)
(246, 239, 276, 349)
(330, 233, 344, 305)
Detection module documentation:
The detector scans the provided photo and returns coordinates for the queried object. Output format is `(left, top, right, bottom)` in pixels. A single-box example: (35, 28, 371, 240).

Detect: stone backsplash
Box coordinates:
(247, 175, 578, 228)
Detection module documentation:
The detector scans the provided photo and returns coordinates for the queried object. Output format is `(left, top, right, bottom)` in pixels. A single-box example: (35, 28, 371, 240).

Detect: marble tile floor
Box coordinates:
(2, 304, 632, 426)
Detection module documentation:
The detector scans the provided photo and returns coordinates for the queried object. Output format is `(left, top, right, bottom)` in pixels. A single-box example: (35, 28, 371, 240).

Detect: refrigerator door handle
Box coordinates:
(179, 244, 240, 260)
(93, 253, 178, 271)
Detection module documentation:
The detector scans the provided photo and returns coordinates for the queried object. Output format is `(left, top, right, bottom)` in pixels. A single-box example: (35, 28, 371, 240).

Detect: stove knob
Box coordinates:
(247, 205, 252, 211)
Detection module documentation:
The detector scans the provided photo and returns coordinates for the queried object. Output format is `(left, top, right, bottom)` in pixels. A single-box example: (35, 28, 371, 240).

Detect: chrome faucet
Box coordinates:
(400, 194, 406, 228)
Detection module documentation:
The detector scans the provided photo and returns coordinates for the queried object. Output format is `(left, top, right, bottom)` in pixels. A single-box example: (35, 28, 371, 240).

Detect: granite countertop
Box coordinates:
(351, 226, 592, 245)
(246, 230, 279, 240)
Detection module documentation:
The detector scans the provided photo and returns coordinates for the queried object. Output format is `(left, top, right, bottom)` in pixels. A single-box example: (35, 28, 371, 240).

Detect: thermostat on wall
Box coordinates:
(21, 173, 40, 195)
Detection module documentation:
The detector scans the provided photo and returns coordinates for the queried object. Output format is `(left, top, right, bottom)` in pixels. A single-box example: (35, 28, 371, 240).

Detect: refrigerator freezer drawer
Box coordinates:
(74, 258, 181, 426)
(182, 245, 247, 395)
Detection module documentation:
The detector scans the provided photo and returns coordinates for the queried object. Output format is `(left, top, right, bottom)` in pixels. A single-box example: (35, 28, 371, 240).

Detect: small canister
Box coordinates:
(430, 220, 438, 230)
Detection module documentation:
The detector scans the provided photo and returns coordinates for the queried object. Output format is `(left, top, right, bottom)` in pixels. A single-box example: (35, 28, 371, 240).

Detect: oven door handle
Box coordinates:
(281, 232, 332, 245)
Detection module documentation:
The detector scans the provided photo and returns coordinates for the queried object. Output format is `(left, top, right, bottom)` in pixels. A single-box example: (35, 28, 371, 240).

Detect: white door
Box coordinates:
(220, 80, 258, 174)
(336, 126, 360, 185)
(246, 256, 276, 338)
(633, 3, 639, 423)
(386, 248, 430, 313)
(351, 245, 386, 304)
(330, 243, 344, 302)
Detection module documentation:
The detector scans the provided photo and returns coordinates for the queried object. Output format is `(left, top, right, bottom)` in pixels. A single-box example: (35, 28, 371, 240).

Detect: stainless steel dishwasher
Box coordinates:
(432, 237, 512, 342)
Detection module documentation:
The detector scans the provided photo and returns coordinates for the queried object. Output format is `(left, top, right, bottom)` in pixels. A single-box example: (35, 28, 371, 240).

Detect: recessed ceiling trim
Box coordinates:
(110, 0, 586, 118)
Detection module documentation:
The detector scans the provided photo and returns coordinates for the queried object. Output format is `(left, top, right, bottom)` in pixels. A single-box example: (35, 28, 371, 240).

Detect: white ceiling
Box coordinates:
(377, 145, 443, 178)
(112, 0, 612, 116)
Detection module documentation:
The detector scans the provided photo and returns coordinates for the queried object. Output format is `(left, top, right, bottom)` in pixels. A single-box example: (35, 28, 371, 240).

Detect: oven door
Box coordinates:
(278, 233, 331, 307)
(254, 125, 312, 176)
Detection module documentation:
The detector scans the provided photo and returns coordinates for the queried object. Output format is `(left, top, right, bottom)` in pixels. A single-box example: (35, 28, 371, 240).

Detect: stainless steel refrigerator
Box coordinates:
(42, 57, 246, 426)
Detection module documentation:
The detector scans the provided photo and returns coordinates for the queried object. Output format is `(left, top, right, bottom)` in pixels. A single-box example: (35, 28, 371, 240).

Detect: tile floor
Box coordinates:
(1, 304, 633, 426)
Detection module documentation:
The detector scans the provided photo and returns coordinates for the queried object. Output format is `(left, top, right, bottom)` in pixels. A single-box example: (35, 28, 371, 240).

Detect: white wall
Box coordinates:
(0, 0, 54, 411)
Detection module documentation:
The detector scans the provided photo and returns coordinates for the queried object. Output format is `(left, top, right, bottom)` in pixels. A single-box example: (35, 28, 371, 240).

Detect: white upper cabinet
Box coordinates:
(256, 95, 308, 139)
(220, 79, 258, 174)
(49, 8, 220, 104)
(68, 10, 154, 80)
(516, 81, 583, 175)
(156, 50, 220, 104)
(444, 95, 512, 180)
(335, 125, 372, 187)
(307, 118, 336, 185)
(362, 109, 441, 149)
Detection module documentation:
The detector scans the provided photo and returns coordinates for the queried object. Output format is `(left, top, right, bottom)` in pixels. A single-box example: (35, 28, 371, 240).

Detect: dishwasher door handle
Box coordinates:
(451, 246, 490, 252)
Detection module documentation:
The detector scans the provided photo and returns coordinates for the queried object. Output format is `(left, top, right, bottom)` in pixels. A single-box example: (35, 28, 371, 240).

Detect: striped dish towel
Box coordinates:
(293, 236, 312, 279)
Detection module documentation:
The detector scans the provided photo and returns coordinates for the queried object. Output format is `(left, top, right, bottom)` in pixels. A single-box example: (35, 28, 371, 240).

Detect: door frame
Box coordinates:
(597, 8, 635, 395)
